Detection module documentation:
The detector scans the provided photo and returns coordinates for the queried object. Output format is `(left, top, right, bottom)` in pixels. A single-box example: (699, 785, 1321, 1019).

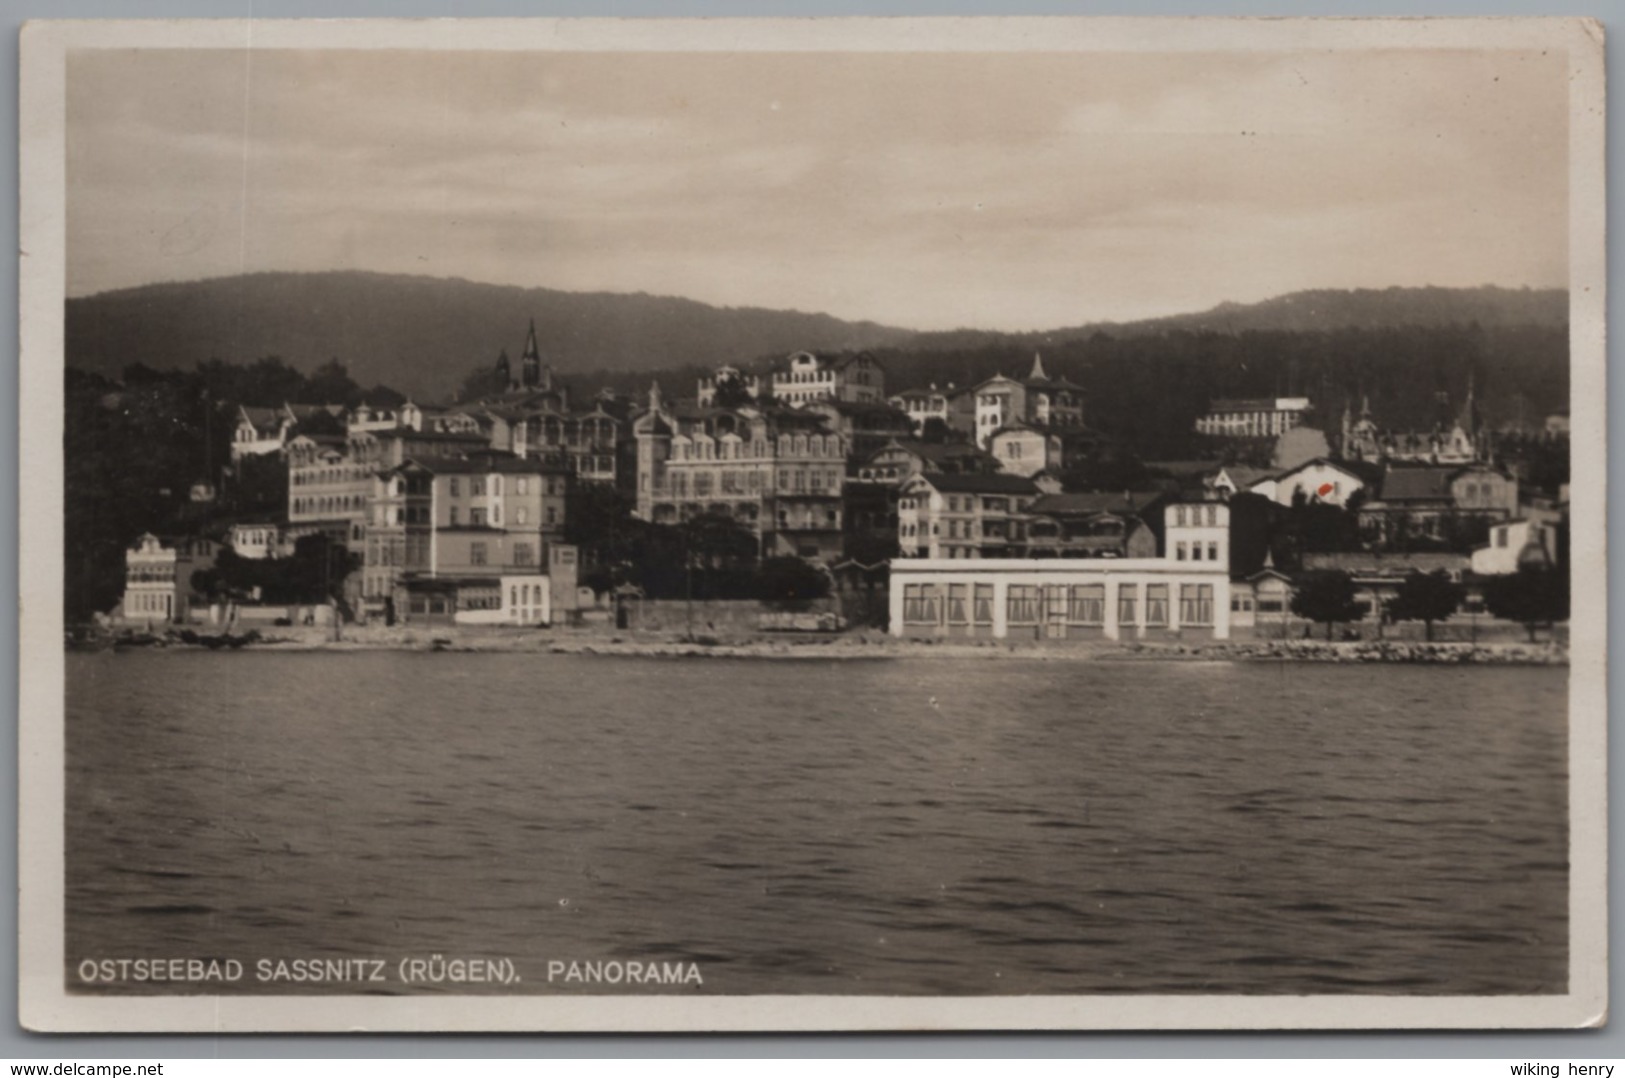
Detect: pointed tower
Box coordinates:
(495, 348, 512, 392)
(1029, 352, 1048, 382)
(648, 379, 665, 416)
(521, 319, 542, 388)
(1459, 369, 1480, 437)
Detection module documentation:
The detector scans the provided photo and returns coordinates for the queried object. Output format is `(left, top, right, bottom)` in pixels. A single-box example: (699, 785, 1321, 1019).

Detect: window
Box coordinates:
(449, 506, 460, 526)
(1068, 583, 1105, 624)
(947, 584, 969, 625)
(1176, 506, 1187, 526)
(1180, 583, 1214, 625)
(469, 542, 487, 566)
(1208, 541, 1220, 562)
(973, 584, 994, 625)
(1176, 542, 1187, 561)
(514, 542, 535, 566)
(545, 507, 557, 526)
(472, 478, 485, 496)
(449, 478, 460, 496)
(517, 507, 528, 525)
(492, 504, 501, 525)
(1145, 583, 1169, 625)
(470, 508, 487, 527)
(1007, 585, 1041, 624)
(1191, 544, 1202, 561)
(1206, 505, 1217, 527)
(1117, 583, 1138, 625)
(1495, 529, 1507, 548)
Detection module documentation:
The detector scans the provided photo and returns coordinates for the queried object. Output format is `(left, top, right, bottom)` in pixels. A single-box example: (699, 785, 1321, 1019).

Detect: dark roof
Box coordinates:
(1302, 552, 1470, 575)
(1377, 466, 1459, 502)
(1145, 459, 1221, 478)
(1208, 397, 1296, 413)
(238, 405, 284, 433)
(373, 429, 490, 443)
(422, 457, 571, 476)
(914, 473, 1039, 495)
(869, 438, 986, 461)
(1029, 491, 1165, 517)
(808, 398, 911, 420)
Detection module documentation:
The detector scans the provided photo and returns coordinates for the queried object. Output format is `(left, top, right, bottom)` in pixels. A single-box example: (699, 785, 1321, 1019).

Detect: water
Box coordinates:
(65, 651, 1568, 996)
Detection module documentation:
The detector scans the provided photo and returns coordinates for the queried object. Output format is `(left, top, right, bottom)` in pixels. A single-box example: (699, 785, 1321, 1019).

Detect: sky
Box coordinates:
(65, 46, 1570, 332)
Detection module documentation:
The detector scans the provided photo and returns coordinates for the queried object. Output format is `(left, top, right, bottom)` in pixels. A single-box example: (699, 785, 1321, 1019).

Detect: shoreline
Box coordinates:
(84, 627, 1570, 665)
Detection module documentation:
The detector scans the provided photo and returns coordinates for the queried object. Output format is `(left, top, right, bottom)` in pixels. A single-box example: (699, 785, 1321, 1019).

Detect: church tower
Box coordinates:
(495, 348, 512, 392)
(521, 319, 543, 389)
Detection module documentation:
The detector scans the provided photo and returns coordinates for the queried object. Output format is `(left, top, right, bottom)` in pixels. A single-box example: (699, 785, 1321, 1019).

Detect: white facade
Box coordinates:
(1250, 459, 1365, 508)
(890, 558, 1232, 641)
(1166, 500, 1229, 567)
(1471, 518, 1558, 576)
(227, 522, 279, 560)
(891, 500, 1233, 641)
(452, 575, 552, 626)
(121, 533, 179, 623)
(1195, 397, 1311, 438)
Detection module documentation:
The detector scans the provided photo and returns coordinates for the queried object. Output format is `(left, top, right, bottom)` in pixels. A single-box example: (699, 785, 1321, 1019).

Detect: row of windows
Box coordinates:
(292, 467, 367, 486)
(1174, 541, 1223, 562)
(673, 435, 845, 461)
(901, 582, 1213, 627)
(445, 475, 561, 497)
(1173, 504, 1222, 527)
(292, 494, 366, 516)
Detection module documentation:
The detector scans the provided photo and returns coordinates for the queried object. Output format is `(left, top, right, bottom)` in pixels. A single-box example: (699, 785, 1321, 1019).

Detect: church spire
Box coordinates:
(1029, 351, 1048, 381)
(521, 319, 542, 388)
(495, 348, 511, 390)
(648, 379, 664, 414)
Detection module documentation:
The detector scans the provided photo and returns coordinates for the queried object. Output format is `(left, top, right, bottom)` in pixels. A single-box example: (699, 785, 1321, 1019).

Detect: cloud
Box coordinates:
(65, 47, 1569, 330)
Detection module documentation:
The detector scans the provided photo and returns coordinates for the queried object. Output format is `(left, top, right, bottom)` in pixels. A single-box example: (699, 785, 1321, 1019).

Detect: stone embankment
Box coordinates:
(85, 624, 1568, 665)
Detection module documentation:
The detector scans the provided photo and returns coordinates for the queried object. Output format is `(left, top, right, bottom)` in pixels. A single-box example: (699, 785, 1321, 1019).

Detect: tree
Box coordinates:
(755, 557, 829, 606)
(1483, 566, 1570, 642)
(1386, 570, 1465, 641)
(1290, 569, 1364, 640)
(711, 372, 756, 409)
(679, 512, 758, 570)
(919, 417, 952, 444)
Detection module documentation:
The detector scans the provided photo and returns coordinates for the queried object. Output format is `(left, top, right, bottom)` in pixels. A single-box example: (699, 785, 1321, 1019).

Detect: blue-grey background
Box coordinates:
(6, 0, 1619, 1058)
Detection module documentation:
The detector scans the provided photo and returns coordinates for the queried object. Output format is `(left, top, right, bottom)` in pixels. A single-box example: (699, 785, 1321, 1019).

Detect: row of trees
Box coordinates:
(1289, 565, 1569, 642)
(65, 358, 402, 621)
(564, 484, 829, 603)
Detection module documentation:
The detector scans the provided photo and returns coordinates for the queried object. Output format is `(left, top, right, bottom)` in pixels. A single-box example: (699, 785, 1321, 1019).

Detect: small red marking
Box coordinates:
(1316, 482, 1335, 497)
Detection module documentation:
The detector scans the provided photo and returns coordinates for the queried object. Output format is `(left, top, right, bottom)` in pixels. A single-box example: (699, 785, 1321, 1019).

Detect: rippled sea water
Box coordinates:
(65, 651, 1568, 995)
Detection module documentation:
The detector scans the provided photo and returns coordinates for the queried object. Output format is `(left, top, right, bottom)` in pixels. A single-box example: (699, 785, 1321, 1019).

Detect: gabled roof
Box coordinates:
(237, 405, 286, 434)
(1376, 466, 1459, 502)
(420, 456, 572, 477)
(908, 472, 1039, 495)
(1302, 551, 1470, 575)
(1028, 490, 1165, 517)
(1270, 457, 1369, 484)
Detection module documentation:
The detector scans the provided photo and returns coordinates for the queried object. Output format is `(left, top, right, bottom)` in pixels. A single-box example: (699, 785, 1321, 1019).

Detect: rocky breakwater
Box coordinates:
(1186, 639, 1569, 665)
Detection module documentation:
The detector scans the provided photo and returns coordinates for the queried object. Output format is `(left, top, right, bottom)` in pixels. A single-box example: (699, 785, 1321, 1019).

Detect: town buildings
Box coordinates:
(888, 384, 970, 437)
(1195, 396, 1312, 438)
(896, 473, 1042, 560)
(890, 501, 1233, 641)
(770, 351, 886, 407)
(1249, 457, 1371, 508)
(970, 354, 1086, 450)
(117, 533, 219, 625)
(633, 384, 850, 561)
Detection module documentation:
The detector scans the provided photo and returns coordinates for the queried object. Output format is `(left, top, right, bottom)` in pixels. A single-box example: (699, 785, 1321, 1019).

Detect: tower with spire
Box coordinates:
(494, 348, 512, 392)
(521, 319, 547, 390)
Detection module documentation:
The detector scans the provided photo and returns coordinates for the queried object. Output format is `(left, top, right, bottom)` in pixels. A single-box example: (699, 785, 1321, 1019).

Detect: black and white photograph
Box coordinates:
(18, 16, 1606, 1032)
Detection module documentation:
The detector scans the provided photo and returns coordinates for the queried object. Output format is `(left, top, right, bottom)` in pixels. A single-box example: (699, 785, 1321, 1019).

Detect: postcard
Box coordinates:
(19, 16, 1606, 1032)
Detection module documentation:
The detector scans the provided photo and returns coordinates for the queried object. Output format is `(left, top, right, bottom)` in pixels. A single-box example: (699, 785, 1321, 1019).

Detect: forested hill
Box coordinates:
(65, 272, 916, 400)
(66, 271, 1565, 402)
